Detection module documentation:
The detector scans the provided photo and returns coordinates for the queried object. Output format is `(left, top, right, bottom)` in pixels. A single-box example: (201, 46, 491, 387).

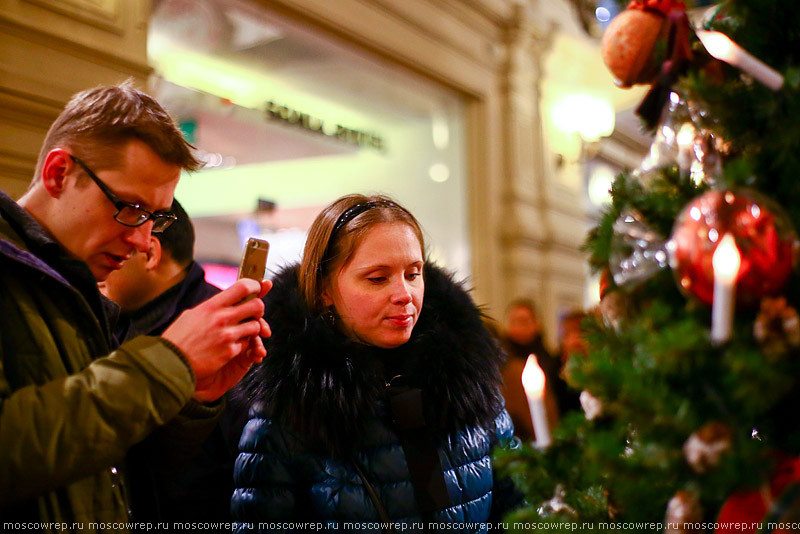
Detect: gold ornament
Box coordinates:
(753, 297, 800, 360)
(683, 422, 732, 474)
(665, 490, 703, 533)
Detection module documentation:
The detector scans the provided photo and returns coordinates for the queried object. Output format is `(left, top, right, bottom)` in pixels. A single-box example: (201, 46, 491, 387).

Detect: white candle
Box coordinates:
(696, 30, 784, 91)
(521, 354, 552, 448)
(711, 233, 741, 345)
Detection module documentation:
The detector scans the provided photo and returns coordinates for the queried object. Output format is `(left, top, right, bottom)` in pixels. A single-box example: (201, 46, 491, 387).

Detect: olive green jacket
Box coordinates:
(0, 202, 221, 532)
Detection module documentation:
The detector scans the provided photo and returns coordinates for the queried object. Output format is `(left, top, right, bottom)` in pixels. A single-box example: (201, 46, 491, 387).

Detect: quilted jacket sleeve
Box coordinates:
(0, 335, 196, 505)
(489, 408, 525, 521)
(232, 412, 304, 531)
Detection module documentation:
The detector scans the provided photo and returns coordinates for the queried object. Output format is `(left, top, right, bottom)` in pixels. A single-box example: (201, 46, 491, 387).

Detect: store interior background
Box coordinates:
(148, 0, 471, 287)
(0, 0, 655, 347)
(147, 0, 648, 301)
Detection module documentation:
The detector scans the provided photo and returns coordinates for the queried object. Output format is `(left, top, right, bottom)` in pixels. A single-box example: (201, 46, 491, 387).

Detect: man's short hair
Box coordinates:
(34, 81, 201, 181)
(156, 199, 195, 268)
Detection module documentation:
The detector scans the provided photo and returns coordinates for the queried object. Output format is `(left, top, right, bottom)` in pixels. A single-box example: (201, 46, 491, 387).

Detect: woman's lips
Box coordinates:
(386, 314, 413, 327)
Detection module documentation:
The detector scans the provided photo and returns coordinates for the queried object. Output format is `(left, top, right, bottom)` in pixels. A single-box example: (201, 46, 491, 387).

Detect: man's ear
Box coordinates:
(144, 237, 162, 270)
(40, 148, 74, 199)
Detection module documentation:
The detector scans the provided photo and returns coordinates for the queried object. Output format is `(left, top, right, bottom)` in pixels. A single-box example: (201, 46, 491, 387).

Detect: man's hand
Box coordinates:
(162, 278, 272, 401)
(193, 336, 266, 402)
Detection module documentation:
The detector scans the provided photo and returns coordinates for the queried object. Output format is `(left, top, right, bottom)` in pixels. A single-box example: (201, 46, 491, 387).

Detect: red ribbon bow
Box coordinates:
(627, 0, 686, 16)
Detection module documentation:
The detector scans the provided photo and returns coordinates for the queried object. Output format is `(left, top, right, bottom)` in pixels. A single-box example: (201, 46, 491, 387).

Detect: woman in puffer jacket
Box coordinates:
(231, 194, 522, 532)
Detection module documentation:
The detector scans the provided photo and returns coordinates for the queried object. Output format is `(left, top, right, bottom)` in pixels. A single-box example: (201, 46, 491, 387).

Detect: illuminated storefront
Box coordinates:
(148, 0, 468, 285)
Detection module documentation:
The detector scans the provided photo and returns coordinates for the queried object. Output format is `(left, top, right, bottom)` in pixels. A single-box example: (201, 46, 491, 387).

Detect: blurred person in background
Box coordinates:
(231, 194, 522, 529)
(499, 299, 559, 441)
(0, 82, 270, 527)
(500, 299, 553, 365)
(100, 199, 237, 529)
(551, 309, 590, 417)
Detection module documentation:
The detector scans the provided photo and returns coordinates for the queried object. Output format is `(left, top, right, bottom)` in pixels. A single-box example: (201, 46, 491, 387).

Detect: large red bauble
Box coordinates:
(601, 8, 666, 88)
(668, 189, 798, 306)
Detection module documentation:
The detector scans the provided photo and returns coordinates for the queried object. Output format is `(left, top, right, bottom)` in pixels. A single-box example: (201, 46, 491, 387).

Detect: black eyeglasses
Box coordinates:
(70, 155, 177, 233)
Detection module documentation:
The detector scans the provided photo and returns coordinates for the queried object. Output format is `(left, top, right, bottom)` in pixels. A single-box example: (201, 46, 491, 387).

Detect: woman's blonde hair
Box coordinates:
(299, 194, 425, 315)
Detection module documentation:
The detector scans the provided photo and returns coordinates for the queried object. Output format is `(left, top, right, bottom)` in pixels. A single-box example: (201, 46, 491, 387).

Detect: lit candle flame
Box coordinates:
(697, 31, 735, 60)
(712, 233, 741, 284)
(711, 233, 741, 345)
(522, 354, 546, 399)
(521, 354, 552, 448)
(696, 30, 784, 91)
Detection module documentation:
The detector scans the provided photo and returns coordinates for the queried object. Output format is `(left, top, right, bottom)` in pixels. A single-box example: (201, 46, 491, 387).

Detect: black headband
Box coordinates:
(320, 199, 397, 270)
(331, 199, 395, 236)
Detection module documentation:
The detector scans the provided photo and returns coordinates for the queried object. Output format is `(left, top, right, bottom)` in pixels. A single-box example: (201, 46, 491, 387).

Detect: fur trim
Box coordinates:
(236, 263, 504, 458)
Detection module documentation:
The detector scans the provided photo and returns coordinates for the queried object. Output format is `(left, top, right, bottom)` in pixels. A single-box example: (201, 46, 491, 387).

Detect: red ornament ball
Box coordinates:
(601, 8, 666, 88)
(668, 189, 798, 306)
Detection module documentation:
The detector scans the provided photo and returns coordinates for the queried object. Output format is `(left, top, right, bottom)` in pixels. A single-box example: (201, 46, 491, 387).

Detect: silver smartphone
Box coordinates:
(238, 237, 270, 282)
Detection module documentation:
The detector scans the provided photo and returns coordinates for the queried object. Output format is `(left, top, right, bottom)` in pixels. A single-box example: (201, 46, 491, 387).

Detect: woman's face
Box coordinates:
(323, 222, 425, 348)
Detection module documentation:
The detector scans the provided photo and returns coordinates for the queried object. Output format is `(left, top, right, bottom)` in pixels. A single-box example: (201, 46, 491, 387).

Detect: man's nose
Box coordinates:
(123, 221, 153, 253)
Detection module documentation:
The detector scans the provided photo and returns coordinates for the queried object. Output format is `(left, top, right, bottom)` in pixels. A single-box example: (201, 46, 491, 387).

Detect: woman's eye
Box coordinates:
(406, 273, 420, 280)
(368, 277, 386, 283)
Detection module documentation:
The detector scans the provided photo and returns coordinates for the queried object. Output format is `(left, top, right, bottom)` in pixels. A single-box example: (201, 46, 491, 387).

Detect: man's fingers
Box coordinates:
(259, 317, 271, 338)
(258, 279, 273, 299)
(225, 297, 265, 324)
(229, 320, 264, 343)
(205, 279, 261, 308)
(248, 335, 267, 360)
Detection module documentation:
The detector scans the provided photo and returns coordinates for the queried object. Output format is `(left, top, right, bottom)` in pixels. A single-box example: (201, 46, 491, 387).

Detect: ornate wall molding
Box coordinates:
(23, 0, 124, 34)
(0, 0, 151, 196)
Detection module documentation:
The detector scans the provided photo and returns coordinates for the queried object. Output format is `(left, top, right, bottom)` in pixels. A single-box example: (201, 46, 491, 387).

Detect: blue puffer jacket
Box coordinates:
(231, 264, 522, 532)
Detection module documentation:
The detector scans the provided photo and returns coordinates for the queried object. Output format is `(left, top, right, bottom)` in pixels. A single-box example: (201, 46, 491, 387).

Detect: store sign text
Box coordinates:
(265, 101, 384, 151)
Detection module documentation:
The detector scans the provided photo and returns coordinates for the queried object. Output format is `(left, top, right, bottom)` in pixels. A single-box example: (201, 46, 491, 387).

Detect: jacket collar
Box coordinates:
(237, 263, 505, 457)
(0, 190, 68, 285)
(0, 190, 118, 344)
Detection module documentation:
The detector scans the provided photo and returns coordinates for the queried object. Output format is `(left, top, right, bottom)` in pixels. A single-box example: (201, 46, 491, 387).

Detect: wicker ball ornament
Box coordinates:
(668, 189, 798, 306)
(601, 8, 666, 88)
(683, 422, 732, 474)
(665, 490, 703, 533)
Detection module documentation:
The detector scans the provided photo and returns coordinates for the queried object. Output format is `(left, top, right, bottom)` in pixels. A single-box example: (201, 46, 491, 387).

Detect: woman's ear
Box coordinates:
(320, 274, 336, 308)
(321, 286, 334, 307)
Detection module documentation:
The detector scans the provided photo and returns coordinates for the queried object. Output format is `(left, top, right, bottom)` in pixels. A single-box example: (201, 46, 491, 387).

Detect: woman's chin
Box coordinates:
(371, 331, 413, 349)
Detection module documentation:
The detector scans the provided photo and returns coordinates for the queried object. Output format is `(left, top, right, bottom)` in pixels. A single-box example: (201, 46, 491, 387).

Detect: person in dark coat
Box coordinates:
(231, 194, 522, 531)
(550, 310, 589, 416)
(500, 299, 555, 371)
(101, 199, 234, 529)
(499, 299, 559, 441)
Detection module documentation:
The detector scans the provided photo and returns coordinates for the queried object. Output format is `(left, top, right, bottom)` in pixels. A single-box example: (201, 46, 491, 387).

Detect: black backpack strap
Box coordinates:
(352, 458, 395, 533)
(388, 387, 452, 520)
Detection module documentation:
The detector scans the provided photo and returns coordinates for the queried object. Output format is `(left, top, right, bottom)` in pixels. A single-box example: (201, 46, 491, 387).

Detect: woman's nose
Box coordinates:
(391, 280, 413, 304)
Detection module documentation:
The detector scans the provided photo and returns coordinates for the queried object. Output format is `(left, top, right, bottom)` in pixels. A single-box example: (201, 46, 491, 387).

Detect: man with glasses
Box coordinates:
(0, 83, 271, 528)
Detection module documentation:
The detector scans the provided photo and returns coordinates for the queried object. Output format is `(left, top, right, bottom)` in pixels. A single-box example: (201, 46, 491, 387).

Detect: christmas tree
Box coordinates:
(495, 1, 800, 532)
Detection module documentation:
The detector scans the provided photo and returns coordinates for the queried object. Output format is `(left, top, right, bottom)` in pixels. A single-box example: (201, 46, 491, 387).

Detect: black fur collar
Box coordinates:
(237, 263, 504, 457)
